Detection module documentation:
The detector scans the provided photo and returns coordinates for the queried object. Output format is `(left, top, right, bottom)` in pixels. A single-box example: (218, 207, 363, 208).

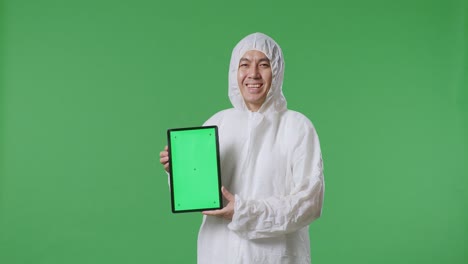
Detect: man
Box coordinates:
(160, 32, 324, 263)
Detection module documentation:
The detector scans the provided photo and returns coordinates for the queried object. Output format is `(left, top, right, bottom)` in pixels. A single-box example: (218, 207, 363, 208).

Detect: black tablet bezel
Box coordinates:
(167, 125, 223, 213)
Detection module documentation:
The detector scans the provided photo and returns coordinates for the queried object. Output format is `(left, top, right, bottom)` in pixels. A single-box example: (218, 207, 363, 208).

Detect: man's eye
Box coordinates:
(260, 64, 270, 67)
(239, 64, 248, 67)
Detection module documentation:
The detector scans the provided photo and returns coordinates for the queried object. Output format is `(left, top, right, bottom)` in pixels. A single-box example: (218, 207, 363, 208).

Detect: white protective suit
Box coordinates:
(198, 33, 324, 264)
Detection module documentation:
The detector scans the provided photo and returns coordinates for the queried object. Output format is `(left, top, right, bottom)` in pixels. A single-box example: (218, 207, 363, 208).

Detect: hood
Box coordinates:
(228, 32, 287, 113)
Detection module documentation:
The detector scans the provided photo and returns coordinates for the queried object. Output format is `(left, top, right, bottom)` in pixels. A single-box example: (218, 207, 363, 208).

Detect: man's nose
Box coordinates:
(248, 66, 260, 78)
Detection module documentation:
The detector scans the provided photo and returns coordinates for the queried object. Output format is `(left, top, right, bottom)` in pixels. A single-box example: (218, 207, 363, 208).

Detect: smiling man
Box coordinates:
(160, 32, 325, 264)
(236, 50, 273, 111)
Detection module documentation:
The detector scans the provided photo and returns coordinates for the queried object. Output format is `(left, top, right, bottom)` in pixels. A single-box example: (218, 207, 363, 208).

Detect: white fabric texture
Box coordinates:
(197, 32, 325, 264)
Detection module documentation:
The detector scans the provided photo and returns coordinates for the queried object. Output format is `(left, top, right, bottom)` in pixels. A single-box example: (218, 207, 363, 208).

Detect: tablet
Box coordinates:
(167, 126, 222, 213)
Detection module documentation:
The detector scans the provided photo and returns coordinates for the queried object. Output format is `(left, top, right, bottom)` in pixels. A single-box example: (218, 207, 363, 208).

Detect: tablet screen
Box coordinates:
(167, 126, 222, 213)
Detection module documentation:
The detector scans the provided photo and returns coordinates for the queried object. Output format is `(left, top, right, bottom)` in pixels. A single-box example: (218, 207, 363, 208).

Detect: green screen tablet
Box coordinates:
(167, 126, 222, 213)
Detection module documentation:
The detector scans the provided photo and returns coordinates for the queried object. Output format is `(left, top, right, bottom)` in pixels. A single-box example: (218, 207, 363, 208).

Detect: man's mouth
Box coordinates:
(246, 83, 263, 88)
(245, 83, 263, 94)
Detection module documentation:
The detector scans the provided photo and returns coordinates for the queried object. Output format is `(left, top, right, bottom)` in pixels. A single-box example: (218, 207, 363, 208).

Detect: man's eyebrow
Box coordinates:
(239, 57, 270, 63)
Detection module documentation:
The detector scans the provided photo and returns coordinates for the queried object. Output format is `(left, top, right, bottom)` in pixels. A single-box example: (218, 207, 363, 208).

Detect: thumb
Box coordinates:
(221, 186, 234, 201)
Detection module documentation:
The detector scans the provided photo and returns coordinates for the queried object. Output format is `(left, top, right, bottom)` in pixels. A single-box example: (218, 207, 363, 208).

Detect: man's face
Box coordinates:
(237, 50, 272, 112)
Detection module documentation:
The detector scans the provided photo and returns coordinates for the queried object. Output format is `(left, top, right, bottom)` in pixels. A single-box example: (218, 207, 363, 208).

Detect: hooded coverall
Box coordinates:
(198, 33, 325, 264)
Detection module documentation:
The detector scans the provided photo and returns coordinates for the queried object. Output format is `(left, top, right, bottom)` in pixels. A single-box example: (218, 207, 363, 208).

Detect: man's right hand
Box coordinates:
(159, 145, 170, 172)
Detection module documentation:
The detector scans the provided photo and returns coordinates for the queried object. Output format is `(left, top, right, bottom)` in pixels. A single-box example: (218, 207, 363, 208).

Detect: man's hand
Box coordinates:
(203, 186, 235, 220)
(159, 145, 170, 172)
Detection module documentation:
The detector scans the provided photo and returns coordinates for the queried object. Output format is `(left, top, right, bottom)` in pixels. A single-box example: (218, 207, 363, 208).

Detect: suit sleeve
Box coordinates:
(227, 121, 324, 240)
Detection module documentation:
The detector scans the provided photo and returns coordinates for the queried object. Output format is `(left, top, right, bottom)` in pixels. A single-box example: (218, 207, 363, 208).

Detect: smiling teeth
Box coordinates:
(247, 84, 261, 88)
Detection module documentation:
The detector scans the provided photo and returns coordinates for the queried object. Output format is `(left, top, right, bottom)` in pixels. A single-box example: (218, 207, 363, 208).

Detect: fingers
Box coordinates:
(160, 145, 169, 157)
(202, 207, 226, 216)
(203, 189, 235, 220)
(159, 146, 169, 162)
(160, 146, 170, 172)
(202, 207, 232, 220)
(222, 186, 234, 201)
(202, 209, 219, 215)
(159, 155, 169, 164)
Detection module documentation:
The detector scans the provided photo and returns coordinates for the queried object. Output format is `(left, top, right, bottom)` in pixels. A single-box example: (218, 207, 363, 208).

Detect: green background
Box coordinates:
(1, 0, 467, 263)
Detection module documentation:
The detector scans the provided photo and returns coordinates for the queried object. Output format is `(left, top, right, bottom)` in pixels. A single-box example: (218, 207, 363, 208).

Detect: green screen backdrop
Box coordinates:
(1, 0, 467, 263)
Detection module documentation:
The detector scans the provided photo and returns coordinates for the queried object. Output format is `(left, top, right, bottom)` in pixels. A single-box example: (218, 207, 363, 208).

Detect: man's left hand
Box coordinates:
(202, 186, 235, 220)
